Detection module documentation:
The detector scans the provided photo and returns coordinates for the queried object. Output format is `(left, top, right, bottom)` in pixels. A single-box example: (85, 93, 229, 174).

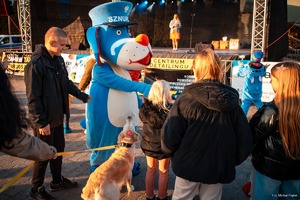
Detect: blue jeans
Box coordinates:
(251, 169, 300, 200)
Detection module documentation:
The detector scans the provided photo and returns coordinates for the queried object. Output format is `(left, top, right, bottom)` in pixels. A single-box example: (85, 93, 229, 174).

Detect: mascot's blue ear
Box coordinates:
(87, 26, 101, 66)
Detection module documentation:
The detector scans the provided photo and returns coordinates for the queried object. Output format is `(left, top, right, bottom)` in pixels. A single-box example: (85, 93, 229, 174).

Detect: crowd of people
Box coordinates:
(1, 26, 299, 200)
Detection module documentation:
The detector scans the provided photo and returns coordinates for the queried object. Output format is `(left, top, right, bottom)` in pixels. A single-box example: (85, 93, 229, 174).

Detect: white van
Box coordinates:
(0, 35, 22, 50)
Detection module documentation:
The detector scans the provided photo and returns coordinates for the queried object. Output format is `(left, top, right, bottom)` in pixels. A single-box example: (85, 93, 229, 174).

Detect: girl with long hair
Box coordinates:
(250, 61, 300, 199)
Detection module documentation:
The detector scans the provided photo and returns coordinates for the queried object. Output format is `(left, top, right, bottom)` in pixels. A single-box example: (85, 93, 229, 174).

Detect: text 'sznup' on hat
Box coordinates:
(89, 1, 137, 27)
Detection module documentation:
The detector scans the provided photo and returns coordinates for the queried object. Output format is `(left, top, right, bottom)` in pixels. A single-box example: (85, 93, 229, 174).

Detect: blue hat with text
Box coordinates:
(89, 1, 137, 27)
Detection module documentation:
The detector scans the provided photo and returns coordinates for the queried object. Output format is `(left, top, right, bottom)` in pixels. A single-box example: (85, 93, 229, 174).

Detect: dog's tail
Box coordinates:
(122, 116, 135, 132)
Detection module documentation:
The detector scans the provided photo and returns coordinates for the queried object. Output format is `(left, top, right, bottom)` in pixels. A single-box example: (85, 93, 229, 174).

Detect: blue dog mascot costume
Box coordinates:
(86, 1, 152, 173)
(238, 51, 266, 115)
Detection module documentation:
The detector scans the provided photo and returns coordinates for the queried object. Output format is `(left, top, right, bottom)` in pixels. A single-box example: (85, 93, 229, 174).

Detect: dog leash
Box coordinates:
(56, 145, 117, 156)
(0, 145, 117, 193)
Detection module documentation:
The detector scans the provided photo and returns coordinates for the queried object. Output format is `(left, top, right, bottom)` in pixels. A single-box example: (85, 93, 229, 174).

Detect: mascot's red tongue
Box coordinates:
(139, 54, 151, 65)
(129, 54, 152, 65)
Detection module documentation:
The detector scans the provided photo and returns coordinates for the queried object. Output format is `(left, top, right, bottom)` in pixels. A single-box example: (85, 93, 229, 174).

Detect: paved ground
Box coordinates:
(0, 75, 252, 200)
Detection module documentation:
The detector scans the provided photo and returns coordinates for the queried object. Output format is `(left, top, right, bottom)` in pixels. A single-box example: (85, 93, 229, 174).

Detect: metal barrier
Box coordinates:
(287, 35, 300, 61)
(221, 59, 234, 85)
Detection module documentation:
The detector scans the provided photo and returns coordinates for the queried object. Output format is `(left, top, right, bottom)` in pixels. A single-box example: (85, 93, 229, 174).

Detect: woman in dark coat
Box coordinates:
(162, 48, 253, 200)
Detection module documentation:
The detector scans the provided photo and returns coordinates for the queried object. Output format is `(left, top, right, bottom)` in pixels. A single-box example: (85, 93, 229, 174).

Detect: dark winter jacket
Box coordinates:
(162, 79, 253, 184)
(24, 44, 89, 128)
(250, 102, 300, 180)
(139, 99, 171, 160)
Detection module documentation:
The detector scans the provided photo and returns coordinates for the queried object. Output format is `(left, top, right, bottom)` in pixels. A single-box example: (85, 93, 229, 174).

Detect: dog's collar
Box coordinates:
(119, 142, 133, 148)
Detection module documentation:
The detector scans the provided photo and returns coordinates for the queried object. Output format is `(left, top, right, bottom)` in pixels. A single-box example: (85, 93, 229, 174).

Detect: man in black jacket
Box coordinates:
(24, 27, 91, 200)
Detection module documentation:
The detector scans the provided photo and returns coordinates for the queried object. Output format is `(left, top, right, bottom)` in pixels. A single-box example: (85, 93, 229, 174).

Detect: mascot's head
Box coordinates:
(249, 50, 264, 72)
(252, 51, 263, 63)
(87, 1, 152, 70)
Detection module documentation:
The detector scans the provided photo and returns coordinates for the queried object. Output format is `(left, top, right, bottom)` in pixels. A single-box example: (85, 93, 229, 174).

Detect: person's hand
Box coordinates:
(39, 124, 51, 136)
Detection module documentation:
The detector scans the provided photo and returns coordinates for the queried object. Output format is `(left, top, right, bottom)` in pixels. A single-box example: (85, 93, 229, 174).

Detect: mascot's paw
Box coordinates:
(90, 165, 99, 174)
(132, 162, 140, 176)
(142, 84, 152, 98)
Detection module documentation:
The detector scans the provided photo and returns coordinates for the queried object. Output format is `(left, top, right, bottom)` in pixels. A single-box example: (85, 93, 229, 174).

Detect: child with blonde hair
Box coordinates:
(139, 80, 173, 200)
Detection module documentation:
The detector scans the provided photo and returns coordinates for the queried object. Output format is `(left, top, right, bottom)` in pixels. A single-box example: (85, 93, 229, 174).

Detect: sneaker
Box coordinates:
(30, 186, 55, 200)
(49, 176, 78, 192)
(64, 126, 72, 134)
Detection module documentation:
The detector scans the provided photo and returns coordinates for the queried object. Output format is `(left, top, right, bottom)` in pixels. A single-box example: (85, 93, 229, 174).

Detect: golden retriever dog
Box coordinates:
(81, 116, 139, 200)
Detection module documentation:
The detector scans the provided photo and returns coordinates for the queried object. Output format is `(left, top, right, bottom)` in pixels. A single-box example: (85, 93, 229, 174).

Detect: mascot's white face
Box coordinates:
(113, 35, 152, 70)
(87, 25, 152, 71)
